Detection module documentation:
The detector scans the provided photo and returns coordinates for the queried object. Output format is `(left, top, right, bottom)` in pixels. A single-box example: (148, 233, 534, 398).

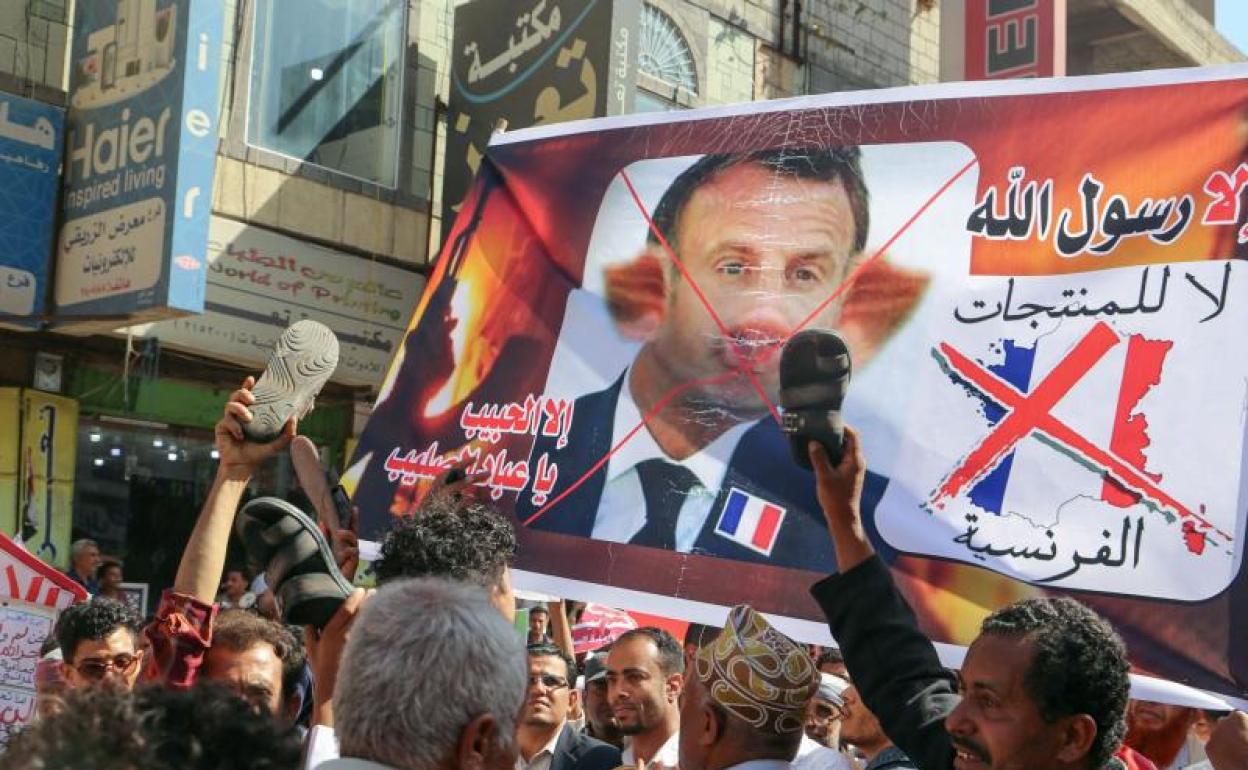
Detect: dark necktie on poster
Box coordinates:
(629, 460, 701, 550)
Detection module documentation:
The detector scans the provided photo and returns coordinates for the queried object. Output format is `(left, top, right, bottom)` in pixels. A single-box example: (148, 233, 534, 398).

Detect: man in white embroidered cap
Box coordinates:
(678, 604, 820, 770)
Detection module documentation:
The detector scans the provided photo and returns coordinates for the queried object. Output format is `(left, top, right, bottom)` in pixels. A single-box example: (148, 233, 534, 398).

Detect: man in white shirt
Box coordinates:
(518, 643, 621, 770)
(608, 627, 685, 770)
(678, 604, 821, 770)
(795, 673, 857, 770)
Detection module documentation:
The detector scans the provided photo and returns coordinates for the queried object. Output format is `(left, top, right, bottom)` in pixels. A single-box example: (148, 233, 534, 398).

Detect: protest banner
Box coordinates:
(0, 532, 87, 744)
(348, 64, 1248, 703)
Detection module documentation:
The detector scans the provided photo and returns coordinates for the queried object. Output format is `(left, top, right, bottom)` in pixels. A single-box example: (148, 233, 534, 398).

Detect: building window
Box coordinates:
(634, 89, 682, 113)
(637, 4, 696, 98)
(247, 0, 405, 188)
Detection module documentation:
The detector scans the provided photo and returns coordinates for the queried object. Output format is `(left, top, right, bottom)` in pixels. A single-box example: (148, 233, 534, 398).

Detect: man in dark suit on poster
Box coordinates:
(518, 147, 888, 573)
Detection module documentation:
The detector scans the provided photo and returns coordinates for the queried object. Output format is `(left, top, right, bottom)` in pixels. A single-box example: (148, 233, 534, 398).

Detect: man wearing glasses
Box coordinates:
(518, 643, 621, 770)
(55, 597, 144, 691)
(795, 672, 856, 770)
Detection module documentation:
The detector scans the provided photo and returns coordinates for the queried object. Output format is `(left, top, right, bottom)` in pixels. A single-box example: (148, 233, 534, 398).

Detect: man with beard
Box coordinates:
(1124, 701, 1207, 770)
(517, 643, 620, 770)
(809, 427, 1134, 770)
(606, 627, 684, 770)
(838, 682, 916, 770)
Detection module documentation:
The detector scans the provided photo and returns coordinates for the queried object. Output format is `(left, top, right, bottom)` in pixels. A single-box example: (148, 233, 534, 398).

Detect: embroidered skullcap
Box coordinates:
(694, 604, 818, 734)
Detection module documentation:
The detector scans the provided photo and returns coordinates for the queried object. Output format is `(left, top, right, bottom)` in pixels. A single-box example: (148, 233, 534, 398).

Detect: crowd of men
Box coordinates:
(5, 382, 1248, 770)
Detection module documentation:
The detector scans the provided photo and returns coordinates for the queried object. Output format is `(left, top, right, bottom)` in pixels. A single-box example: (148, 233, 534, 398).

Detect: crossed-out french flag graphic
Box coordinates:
(930, 320, 1223, 554)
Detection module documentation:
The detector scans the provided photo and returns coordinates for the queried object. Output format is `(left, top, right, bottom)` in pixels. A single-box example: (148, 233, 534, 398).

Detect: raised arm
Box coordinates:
(548, 599, 575, 658)
(174, 377, 295, 603)
(808, 427, 958, 770)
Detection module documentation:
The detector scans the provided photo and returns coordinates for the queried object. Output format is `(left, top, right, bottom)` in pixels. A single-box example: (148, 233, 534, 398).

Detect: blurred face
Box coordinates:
(521, 654, 572, 729)
(645, 162, 857, 416)
(944, 635, 1080, 770)
(204, 642, 285, 719)
(34, 662, 68, 719)
(1129, 700, 1193, 735)
(75, 545, 101, 575)
(805, 696, 845, 747)
(529, 611, 549, 639)
(677, 672, 713, 770)
(585, 678, 616, 735)
(100, 565, 123, 590)
(606, 636, 680, 737)
(839, 684, 887, 749)
(223, 571, 248, 599)
(818, 659, 848, 679)
(64, 628, 142, 691)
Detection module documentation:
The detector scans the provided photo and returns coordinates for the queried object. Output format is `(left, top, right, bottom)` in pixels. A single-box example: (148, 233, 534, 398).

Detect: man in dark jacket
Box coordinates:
(805, 428, 1134, 770)
(519, 643, 621, 770)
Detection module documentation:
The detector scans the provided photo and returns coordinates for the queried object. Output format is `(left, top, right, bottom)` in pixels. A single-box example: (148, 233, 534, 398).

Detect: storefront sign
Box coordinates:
(0, 94, 63, 323)
(54, 0, 224, 322)
(964, 0, 1064, 79)
(134, 217, 425, 388)
(442, 0, 640, 241)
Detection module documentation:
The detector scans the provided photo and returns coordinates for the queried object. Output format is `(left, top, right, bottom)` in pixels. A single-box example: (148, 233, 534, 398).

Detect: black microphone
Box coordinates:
(779, 329, 851, 470)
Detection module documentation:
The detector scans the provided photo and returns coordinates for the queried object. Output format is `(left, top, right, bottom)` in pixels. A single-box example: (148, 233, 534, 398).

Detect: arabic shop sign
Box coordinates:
(0, 94, 63, 324)
(53, 0, 224, 323)
(441, 0, 640, 241)
(964, 0, 1062, 80)
(129, 217, 426, 389)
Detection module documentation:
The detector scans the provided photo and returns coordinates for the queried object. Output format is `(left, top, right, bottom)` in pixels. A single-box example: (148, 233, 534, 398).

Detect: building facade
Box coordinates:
(0, 0, 1240, 600)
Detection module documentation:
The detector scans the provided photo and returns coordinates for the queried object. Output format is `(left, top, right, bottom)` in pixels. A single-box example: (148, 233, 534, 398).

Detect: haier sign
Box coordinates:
(54, 0, 224, 324)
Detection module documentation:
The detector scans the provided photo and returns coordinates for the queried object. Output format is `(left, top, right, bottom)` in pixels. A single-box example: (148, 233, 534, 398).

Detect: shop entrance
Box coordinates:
(72, 416, 297, 613)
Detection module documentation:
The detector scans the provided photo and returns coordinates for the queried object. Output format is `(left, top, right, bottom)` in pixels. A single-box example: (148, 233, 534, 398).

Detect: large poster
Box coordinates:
(349, 65, 1248, 701)
(54, 0, 224, 323)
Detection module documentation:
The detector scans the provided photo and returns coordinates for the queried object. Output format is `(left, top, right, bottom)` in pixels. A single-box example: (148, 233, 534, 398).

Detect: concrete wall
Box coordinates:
(0, 0, 72, 102)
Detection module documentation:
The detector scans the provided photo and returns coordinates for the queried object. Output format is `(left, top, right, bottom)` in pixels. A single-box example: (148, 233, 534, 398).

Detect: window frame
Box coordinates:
(241, 0, 410, 191)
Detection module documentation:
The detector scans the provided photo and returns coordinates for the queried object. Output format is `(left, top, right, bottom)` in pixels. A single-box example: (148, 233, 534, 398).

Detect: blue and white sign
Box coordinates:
(0, 94, 63, 321)
(54, 0, 223, 321)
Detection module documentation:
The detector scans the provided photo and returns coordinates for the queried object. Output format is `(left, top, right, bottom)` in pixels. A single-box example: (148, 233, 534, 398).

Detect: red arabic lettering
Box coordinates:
(1202, 162, 1248, 244)
(530, 453, 558, 507)
(461, 395, 575, 449)
(383, 443, 560, 504)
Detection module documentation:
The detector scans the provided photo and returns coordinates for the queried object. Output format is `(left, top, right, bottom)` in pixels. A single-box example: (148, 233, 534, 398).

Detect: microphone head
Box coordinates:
(780, 329, 851, 410)
(779, 329, 851, 470)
